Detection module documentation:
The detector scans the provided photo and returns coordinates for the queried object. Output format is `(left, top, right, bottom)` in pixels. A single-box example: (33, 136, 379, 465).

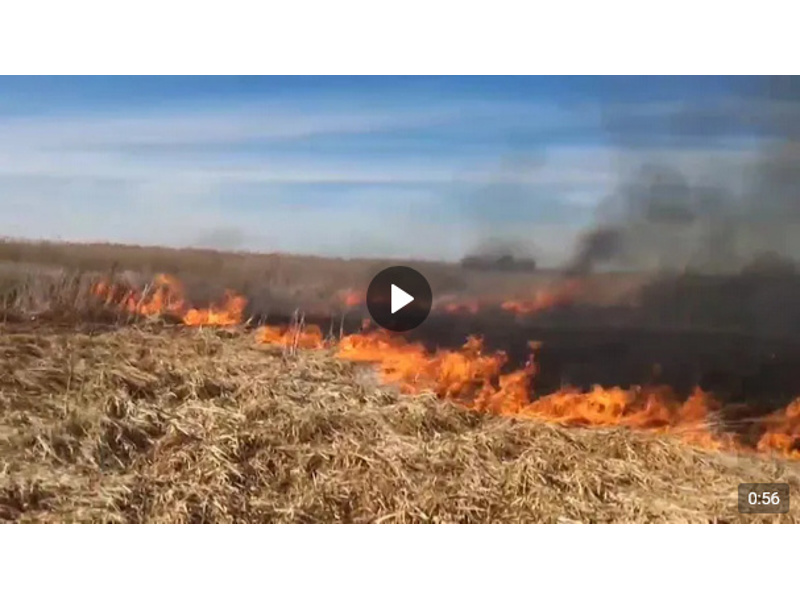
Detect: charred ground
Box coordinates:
(261, 264, 800, 420)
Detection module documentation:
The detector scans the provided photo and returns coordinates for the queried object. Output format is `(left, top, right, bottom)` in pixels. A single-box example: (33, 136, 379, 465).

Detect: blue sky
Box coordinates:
(0, 76, 783, 263)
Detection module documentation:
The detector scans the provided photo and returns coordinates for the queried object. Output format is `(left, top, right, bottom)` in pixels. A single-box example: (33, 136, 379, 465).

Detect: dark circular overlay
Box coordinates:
(366, 266, 433, 332)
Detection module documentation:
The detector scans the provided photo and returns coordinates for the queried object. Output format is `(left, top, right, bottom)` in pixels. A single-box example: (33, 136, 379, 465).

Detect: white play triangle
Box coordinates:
(391, 284, 414, 314)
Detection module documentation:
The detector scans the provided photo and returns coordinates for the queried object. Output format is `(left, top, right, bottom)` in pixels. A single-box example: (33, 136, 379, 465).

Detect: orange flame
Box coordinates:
(501, 279, 584, 315)
(91, 274, 247, 326)
(183, 291, 247, 326)
(258, 325, 800, 460)
(338, 331, 506, 397)
(94, 272, 800, 460)
(337, 279, 584, 318)
(438, 299, 482, 315)
(256, 323, 328, 349)
(339, 289, 363, 308)
(756, 399, 800, 457)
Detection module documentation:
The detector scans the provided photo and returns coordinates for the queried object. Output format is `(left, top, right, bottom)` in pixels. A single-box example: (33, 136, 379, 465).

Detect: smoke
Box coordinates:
(458, 153, 549, 266)
(468, 237, 538, 261)
(567, 76, 800, 275)
(191, 226, 247, 251)
(566, 226, 624, 275)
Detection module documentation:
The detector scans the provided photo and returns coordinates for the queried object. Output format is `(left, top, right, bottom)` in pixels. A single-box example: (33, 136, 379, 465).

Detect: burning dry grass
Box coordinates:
(0, 238, 639, 317)
(1, 323, 798, 523)
(0, 238, 480, 311)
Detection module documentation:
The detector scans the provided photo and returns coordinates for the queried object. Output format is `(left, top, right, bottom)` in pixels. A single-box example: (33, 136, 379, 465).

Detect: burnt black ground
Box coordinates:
(410, 311, 800, 411)
(261, 293, 800, 421)
(185, 268, 800, 421)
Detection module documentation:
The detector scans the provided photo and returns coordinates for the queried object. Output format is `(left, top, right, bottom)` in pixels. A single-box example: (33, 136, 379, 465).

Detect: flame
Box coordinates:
(259, 325, 800, 460)
(256, 323, 327, 349)
(339, 289, 363, 308)
(501, 279, 584, 315)
(183, 291, 247, 326)
(756, 399, 800, 458)
(338, 331, 506, 397)
(336, 278, 584, 318)
(439, 299, 481, 315)
(91, 274, 247, 326)
(93, 272, 800, 460)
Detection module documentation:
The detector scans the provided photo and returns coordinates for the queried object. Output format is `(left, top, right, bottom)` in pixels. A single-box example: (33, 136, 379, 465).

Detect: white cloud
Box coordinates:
(0, 143, 756, 188)
(0, 99, 595, 151)
(0, 106, 445, 150)
(0, 100, 768, 262)
(0, 182, 585, 264)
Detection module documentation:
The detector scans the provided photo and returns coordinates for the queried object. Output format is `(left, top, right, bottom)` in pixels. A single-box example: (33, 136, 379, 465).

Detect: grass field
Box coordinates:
(0, 238, 798, 523)
(1, 323, 798, 523)
(0, 238, 646, 314)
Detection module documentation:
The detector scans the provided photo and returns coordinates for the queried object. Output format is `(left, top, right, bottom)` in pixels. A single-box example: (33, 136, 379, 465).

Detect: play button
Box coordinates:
(366, 266, 432, 332)
(391, 284, 414, 314)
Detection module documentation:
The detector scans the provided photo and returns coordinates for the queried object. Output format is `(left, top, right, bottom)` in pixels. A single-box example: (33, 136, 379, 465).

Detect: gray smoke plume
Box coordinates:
(567, 76, 800, 276)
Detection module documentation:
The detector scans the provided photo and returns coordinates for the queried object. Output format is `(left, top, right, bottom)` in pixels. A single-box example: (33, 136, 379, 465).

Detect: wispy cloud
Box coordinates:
(0, 83, 774, 263)
(0, 105, 450, 149)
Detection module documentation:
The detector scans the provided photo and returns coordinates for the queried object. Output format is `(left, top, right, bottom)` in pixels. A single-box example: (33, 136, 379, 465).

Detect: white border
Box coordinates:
(0, 4, 795, 598)
(0, 525, 794, 598)
(2, 1, 797, 74)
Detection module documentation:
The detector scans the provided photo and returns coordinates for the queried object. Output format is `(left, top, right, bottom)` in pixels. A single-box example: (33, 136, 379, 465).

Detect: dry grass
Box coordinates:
(0, 238, 646, 315)
(1, 238, 796, 523)
(0, 238, 473, 301)
(1, 322, 797, 523)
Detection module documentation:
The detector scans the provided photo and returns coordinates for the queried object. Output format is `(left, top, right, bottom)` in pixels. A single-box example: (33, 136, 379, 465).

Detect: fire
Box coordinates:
(91, 274, 247, 326)
(336, 278, 584, 318)
(756, 399, 800, 458)
(501, 278, 584, 315)
(256, 323, 327, 349)
(425, 278, 586, 317)
(438, 299, 481, 315)
(93, 272, 800, 460)
(338, 331, 507, 397)
(259, 324, 800, 460)
(183, 291, 247, 326)
(340, 289, 363, 308)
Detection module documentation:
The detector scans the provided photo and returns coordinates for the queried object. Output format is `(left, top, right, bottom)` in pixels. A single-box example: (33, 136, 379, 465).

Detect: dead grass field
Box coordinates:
(1, 238, 798, 523)
(0, 238, 475, 300)
(1, 322, 798, 523)
(0, 238, 646, 314)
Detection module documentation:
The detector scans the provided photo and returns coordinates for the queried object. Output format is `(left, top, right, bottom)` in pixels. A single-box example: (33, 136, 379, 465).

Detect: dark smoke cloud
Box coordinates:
(568, 76, 800, 275)
(566, 227, 623, 275)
